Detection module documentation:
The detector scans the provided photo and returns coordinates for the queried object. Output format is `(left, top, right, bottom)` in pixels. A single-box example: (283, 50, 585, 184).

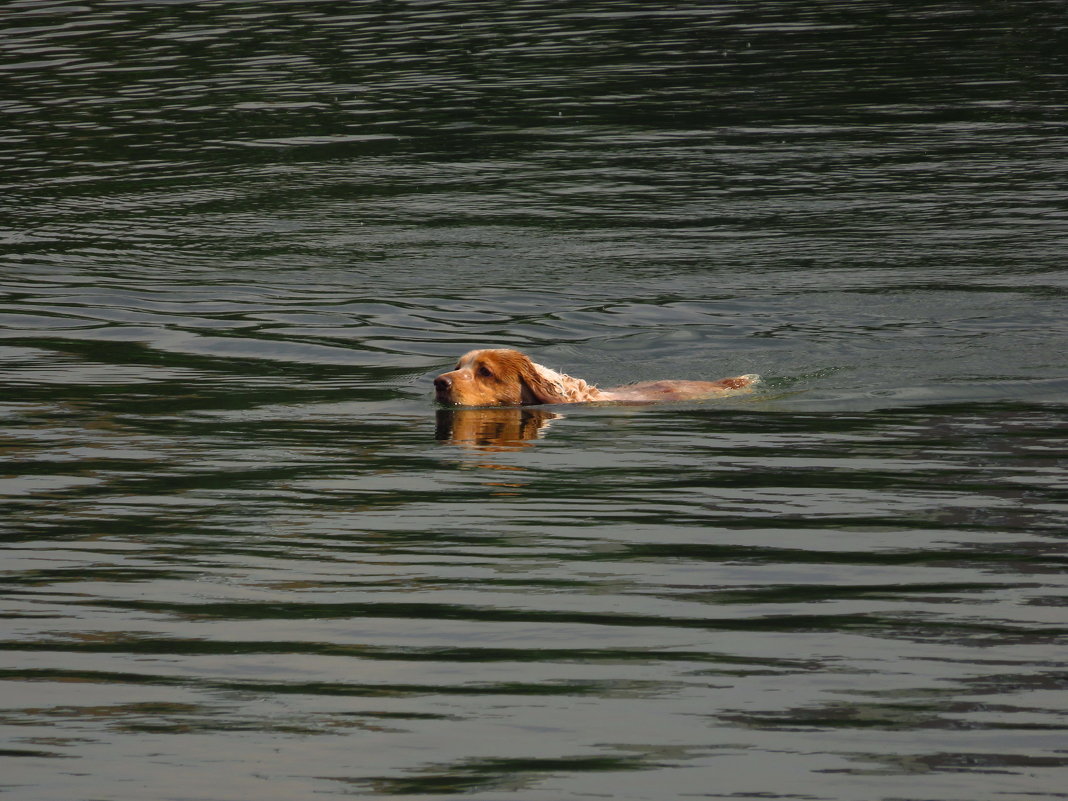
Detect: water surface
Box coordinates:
(2, 2, 1066, 800)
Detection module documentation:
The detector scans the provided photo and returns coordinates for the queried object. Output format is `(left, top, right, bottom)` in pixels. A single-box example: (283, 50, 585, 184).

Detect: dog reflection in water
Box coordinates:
(435, 407, 560, 451)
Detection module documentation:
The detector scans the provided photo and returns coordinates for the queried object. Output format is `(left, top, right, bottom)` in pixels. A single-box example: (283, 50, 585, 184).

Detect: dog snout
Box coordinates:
(434, 376, 452, 392)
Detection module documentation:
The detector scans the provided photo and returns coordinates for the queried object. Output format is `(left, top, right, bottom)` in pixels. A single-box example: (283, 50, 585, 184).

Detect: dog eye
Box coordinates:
(477, 366, 493, 378)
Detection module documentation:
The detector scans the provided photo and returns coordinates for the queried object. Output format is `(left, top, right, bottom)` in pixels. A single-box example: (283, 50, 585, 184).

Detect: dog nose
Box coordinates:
(434, 376, 451, 391)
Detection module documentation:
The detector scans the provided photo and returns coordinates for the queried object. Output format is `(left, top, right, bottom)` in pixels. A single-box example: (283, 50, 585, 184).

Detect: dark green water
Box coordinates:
(2, 2, 1066, 800)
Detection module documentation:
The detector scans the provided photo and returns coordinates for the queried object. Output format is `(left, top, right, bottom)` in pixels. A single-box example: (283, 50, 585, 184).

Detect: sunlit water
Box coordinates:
(2, 2, 1066, 800)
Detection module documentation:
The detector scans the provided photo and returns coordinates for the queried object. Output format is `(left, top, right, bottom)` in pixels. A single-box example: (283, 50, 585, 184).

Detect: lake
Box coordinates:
(1, 2, 1066, 800)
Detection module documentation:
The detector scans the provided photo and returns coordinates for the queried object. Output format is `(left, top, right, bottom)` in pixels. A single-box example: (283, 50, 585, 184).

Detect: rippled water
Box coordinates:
(2, 2, 1067, 800)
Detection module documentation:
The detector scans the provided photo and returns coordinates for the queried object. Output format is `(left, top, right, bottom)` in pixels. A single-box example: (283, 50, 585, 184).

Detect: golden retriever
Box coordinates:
(434, 348, 759, 406)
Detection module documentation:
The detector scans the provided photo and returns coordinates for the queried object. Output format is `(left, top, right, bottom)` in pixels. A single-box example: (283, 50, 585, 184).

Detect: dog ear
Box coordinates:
(516, 359, 568, 405)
